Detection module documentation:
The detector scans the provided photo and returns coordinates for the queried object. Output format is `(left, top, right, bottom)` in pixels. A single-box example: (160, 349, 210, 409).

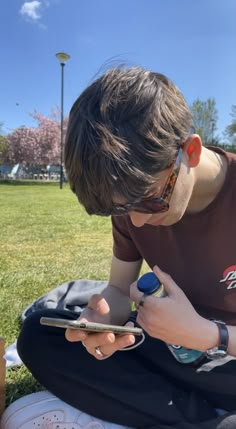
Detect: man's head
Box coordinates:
(65, 67, 196, 221)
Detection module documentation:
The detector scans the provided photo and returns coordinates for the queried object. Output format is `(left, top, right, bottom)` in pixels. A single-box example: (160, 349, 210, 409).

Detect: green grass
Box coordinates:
(0, 182, 147, 406)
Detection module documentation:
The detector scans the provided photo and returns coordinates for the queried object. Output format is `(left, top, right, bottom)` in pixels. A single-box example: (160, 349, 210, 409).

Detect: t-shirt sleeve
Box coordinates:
(111, 216, 142, 262)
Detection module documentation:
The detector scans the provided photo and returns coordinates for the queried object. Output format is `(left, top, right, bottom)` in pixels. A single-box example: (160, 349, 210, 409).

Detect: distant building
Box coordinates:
(0, 164, 14, 178)
(8, 164, 27, 179)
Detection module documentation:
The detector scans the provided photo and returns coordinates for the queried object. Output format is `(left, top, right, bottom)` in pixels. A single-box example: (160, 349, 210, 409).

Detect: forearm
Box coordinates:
(101, 284, 132, 325)
(100, 255, 142, 325)
(194, 317, 236, 357)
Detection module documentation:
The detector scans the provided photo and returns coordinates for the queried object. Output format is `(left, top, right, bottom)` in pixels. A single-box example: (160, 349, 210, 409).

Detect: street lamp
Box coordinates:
(55, 52, 70, 189)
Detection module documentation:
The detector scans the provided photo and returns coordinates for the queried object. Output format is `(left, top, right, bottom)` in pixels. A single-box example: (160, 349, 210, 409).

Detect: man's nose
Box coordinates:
(128, 211, 151, 227)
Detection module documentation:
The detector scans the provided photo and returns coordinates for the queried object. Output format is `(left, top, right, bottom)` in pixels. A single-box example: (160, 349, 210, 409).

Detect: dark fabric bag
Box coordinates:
(21, 279, 108, 321)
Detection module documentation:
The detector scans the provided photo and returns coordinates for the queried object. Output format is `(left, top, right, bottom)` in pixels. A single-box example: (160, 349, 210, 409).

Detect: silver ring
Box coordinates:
(95, 346, 107, 358)
(136, 293, 147, 310)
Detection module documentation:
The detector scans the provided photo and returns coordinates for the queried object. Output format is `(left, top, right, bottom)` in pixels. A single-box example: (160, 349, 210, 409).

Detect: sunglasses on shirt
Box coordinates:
(100, 146, 183, 216)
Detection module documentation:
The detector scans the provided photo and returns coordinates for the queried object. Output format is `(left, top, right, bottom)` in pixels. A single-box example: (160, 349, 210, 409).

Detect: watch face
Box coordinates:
(206, 348, 227, 359)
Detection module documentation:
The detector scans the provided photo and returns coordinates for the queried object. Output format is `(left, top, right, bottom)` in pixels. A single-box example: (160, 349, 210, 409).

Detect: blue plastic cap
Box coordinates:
(137, 272, 161, 294)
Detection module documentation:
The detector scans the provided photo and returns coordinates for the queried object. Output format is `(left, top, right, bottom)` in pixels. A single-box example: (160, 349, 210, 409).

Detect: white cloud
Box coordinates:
(20, 1, 42, 22)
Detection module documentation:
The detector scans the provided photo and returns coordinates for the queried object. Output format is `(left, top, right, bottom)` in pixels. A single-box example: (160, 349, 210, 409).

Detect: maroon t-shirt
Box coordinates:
(112, 148, 236, 325)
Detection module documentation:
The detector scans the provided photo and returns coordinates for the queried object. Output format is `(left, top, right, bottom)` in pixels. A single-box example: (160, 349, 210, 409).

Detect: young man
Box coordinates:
(15, 68, 236, 428)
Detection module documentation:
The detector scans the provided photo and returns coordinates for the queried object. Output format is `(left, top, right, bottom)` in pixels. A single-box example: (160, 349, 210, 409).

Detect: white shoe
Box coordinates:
(0, 391, 132, 429)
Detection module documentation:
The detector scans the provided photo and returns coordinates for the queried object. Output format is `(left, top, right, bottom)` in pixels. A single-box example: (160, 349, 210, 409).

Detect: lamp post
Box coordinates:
(55, 52, 70, 189)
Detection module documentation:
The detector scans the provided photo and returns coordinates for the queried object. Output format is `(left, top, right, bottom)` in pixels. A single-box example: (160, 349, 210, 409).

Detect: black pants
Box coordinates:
(17, 309, 236, 429)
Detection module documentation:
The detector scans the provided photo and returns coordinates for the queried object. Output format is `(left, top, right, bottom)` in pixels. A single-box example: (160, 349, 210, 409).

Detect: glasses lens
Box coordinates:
(146, 198, 169, 213)
(111, 205, 129, 216)
(111, 198, 169, 215)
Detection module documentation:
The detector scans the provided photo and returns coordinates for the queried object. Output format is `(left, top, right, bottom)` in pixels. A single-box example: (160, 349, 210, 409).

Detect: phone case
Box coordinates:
(40, 317, 143, 336)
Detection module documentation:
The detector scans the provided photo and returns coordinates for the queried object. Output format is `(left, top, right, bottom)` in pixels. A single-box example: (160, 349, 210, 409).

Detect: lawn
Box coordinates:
(0, 181, 147, 406)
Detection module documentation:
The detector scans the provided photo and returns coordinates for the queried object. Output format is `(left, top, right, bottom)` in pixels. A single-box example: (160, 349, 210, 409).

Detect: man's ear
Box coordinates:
(183, 135, 202, 167)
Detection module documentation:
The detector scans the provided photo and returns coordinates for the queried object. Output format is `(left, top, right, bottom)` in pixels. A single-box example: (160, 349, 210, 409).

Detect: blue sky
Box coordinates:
(1, 0, 235, 140)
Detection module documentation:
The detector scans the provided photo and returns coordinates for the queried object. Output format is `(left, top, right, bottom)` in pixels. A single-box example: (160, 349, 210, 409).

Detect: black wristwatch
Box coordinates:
(205, 320, 229, 359)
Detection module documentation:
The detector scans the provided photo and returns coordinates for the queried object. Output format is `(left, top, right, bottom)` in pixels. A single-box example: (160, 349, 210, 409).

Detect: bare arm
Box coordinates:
(100, 255, 142, 324)
(66, 255, 142, 355)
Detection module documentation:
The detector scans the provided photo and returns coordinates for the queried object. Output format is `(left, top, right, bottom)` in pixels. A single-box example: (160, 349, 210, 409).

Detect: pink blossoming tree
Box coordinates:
(7, 109, 68, 166)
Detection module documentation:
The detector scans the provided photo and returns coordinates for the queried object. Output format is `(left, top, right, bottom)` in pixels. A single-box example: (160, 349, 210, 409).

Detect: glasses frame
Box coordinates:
(109, 147, 183, 216)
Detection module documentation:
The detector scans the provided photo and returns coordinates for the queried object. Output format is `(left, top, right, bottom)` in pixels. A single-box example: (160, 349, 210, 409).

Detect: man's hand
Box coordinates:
(65, 293, 135, 359)
(130, 265, 218, 352)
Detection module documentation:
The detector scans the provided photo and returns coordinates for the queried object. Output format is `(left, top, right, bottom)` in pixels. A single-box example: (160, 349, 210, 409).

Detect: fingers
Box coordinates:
(87, 294, 110, 315)
(130, 267, 182, 308)
(130, 267, 182, 319)
(130, 281, 146, 307)
(153, 265, 181, 296)
(82, 330, 135, 359)
(81, 331, 115, 358)
(65, 324, 88, 342)
(66, 294, 110, 342)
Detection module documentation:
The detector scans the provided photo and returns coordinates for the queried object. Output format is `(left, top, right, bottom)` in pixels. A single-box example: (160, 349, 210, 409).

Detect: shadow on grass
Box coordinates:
(5, 366, 44, 407)
(0, 179, 61, 186)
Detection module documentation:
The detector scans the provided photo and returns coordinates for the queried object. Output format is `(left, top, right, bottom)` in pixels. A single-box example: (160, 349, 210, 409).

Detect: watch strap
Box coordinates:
(214, 320, 229, 352)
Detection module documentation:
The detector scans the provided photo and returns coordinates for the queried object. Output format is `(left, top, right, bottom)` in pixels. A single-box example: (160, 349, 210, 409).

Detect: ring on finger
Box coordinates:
(136, 293, 147, 310)
(95, 346, 107, 358)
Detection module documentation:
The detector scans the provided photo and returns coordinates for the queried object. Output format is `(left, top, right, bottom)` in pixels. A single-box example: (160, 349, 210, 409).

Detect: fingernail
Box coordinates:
(125, 335, 135, 346)
(107, 333, 115, 343)
(126, 321, 134, 327)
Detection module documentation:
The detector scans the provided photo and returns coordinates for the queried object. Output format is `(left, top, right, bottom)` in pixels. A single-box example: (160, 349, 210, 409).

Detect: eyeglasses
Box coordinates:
(108, 147, 183, 216)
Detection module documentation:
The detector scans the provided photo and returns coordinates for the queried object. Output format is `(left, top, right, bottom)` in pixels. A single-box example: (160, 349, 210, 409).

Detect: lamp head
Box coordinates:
(56, 52, 70, 65)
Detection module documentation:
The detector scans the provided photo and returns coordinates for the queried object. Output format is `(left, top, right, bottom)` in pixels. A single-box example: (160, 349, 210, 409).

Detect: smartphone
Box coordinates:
(40, 317, 143, 336)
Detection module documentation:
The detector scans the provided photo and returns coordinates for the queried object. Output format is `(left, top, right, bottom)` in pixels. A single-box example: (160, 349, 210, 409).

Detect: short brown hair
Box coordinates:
(64, 67, 193, 215)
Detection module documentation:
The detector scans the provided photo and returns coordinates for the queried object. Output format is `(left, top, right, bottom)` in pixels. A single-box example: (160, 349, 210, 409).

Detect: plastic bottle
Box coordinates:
(137, 272, 205, 365)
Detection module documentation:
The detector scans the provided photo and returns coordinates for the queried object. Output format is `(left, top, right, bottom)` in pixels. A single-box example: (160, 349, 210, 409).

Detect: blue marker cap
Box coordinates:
(137, 272, 161, 295)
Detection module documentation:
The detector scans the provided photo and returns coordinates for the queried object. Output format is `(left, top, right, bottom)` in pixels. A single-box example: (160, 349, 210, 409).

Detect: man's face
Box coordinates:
(114, 150, 195, 228)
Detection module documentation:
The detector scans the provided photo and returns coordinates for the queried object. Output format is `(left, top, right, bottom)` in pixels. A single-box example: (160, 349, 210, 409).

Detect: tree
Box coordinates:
(6, 109, 68, 165)
(0, 122, 10, 165)
(30, 110, 68, 165)
(224, 105, 236, 145)
(7, 126, 40, 165)
(0, 135, 10, 165)
(0, 121, 4, 135)
(190, 98, 219, 145)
